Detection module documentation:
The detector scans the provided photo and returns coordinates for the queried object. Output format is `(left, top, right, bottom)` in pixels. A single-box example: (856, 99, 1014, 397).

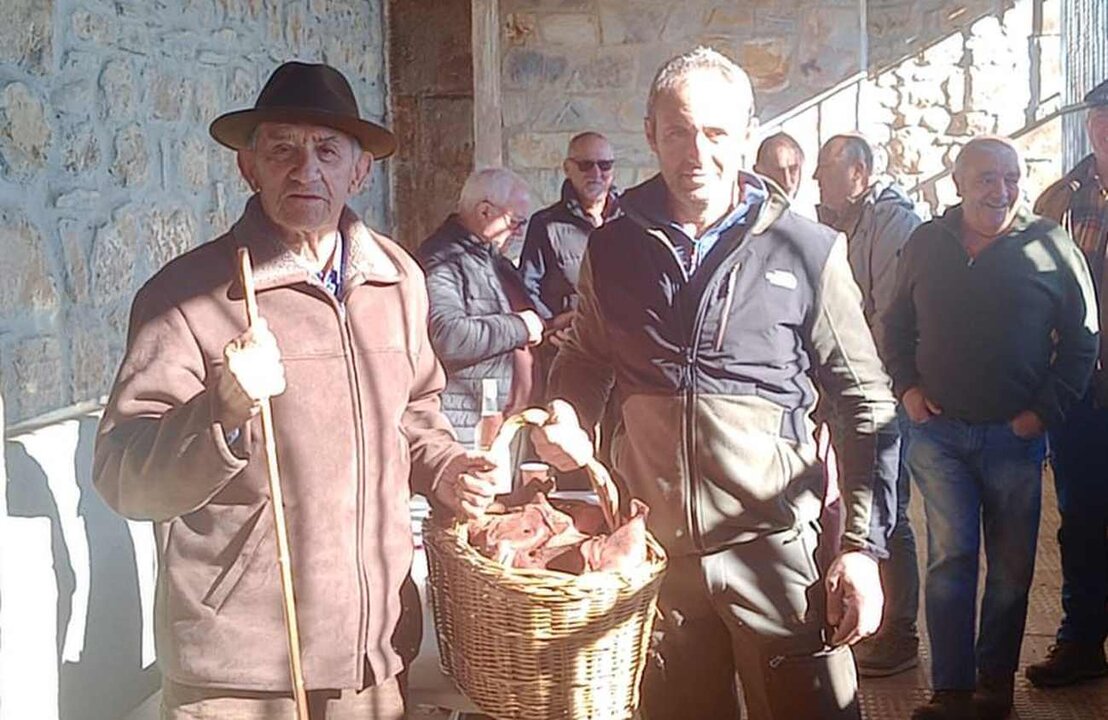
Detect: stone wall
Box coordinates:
(502, 0, 1065, 219)
(0, 0, 389, 425)
(499, 0, 865, 206)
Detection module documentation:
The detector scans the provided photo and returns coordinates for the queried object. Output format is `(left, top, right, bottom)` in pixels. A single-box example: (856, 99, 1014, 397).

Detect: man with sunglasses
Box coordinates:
(520, 132, 621, 323)
(418, 168, 549, 447)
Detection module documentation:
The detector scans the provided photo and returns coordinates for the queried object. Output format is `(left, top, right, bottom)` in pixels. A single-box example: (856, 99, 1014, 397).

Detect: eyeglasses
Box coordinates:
(568, 158, 615, 172)
(487, 201, 528, 230)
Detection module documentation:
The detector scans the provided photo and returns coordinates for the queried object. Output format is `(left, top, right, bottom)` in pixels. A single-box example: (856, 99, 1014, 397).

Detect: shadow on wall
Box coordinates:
(1, 414, 159, 720)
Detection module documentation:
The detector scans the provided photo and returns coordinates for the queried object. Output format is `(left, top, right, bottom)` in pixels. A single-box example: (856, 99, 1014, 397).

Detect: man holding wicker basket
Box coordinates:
(534, 47, 900, 720)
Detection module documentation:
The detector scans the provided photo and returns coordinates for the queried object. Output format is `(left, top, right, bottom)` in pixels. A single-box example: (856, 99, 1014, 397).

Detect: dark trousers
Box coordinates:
(1050, 391, 1108, 644)
(640, 525, 860, 720)
(881, 411, 921, 638)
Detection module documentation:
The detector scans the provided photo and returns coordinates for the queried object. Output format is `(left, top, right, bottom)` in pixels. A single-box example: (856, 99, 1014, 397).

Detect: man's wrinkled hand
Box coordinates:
(902, 386, 941, 424)
(826, 550, 884, 647)
(531, 399, 593, 472)
(216, 318, 286, 428)
(1010, 409, 1045, 439)
(435, 451, 502, 520)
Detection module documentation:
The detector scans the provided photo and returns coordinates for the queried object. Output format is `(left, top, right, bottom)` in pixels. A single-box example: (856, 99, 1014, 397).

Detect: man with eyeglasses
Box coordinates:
(520, 132, 621, 325)
(417, 168, 549, 447)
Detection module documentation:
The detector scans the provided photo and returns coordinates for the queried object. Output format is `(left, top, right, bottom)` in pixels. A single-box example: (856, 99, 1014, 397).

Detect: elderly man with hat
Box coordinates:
(1025, 78, 1108, 690)
(93, 61, 500, 718)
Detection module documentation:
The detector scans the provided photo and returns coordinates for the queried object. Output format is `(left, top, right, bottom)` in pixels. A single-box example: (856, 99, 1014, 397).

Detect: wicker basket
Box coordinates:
(424, 409, 667, 720)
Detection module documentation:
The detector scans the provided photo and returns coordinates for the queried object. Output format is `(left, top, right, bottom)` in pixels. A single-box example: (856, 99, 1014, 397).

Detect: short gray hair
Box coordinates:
(646, 46, 754, 122)
(952, 136, 1022, 182)
(756, 132, 803, 167)
(458, 167, 529, 214)
(826, 134, 874, 175)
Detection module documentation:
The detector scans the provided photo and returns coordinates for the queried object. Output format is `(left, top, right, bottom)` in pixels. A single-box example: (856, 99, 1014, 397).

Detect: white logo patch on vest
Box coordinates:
(765, 269, 798, 290)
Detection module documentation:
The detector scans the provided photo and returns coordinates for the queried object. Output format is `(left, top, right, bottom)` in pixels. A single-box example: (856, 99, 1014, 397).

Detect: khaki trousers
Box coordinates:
(161, 676, 405, 720)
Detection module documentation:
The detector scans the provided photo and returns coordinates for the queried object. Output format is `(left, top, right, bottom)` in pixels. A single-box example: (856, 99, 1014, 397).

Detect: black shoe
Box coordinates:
(973, 673, 1014, 720)
(1025, 641, 1108, 688)
(853, 632, 920, 677)
(909, 690, 974, 720)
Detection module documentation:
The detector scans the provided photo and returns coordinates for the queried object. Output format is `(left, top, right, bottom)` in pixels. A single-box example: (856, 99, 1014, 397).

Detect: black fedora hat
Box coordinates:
(209, 61, 396, 159)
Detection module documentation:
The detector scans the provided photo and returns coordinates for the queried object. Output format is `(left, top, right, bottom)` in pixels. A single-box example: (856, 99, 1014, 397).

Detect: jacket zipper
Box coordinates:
(330, 288, 371, 687)
(685, 261, 740, 552)
(644, 227, 752, 554)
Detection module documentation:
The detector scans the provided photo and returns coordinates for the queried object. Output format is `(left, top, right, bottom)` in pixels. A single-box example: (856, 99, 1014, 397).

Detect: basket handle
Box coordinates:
(489, 408, 622, 532)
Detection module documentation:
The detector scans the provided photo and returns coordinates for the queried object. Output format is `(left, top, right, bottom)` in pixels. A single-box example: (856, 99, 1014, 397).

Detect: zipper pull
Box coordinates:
(714, 265, 741, 352)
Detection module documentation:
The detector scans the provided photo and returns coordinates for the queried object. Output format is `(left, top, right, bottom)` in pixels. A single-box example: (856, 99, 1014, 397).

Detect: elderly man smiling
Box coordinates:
(884, 137, 1099, 720)
(93, 62, 499, 719)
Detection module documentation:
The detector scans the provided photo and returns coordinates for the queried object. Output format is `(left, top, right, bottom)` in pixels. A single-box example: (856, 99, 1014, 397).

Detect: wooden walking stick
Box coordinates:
(237, 247, 310, 719)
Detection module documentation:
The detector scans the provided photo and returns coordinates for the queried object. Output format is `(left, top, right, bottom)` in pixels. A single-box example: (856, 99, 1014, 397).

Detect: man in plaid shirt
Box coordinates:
(1027, 77, 1108, 689)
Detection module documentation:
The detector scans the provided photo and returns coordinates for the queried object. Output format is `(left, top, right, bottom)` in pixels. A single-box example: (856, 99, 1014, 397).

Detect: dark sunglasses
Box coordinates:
(569, 158, 615, 172)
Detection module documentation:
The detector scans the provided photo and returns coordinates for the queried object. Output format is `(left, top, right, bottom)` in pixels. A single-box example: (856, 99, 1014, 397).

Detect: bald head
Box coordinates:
(754, 132, 804, 197)
(953, 137, 1022, 240)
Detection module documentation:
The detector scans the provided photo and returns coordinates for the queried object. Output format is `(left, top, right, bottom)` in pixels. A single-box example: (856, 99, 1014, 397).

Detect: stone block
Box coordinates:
(597, 3, 669, 45)
(51, 80, 97, 119)
(502, 91, 540, 130)
(90, 208, 143, 305)
(193, 75, 221, 124)
(705, 5, 754, 32)
(61, 127, 101, 174)
(148, 208, 198, 272)
(660, 6, 708, 43)
(179, 137, 210, 190)
(796, 6, 863, 88)
(229, 67, 258, 105)
(150, 69, 192, 121)
(10, 336, 67, 420)
(567, 50, 636, 92)
(606, 132, 653, 168)
(508, 132, 572, 169)
(100, 59, 137, 120)
(617, 98, 646, 132)
(0, 83, 51, 179)
(537, 13, 598, 45)
(0, 0, 52, 73)
(71, 323, 114, 404)
(739, 38, 791, 93)
(503, 49, 570, 91)
(58, 218, 91, 304)
(109, 125, 149, 187)
(71, 10, 114, 45)
(0, 209, 59, 317)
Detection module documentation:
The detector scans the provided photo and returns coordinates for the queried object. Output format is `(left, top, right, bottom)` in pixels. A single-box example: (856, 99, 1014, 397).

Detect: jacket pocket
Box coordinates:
(201, 501, 274, 612)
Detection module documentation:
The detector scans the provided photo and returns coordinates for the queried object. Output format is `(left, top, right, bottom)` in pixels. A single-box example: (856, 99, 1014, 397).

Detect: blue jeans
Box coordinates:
(909, 416, 1046, 689)
(881, 411, 921, 638)
(1049, 391, 1108, 644)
